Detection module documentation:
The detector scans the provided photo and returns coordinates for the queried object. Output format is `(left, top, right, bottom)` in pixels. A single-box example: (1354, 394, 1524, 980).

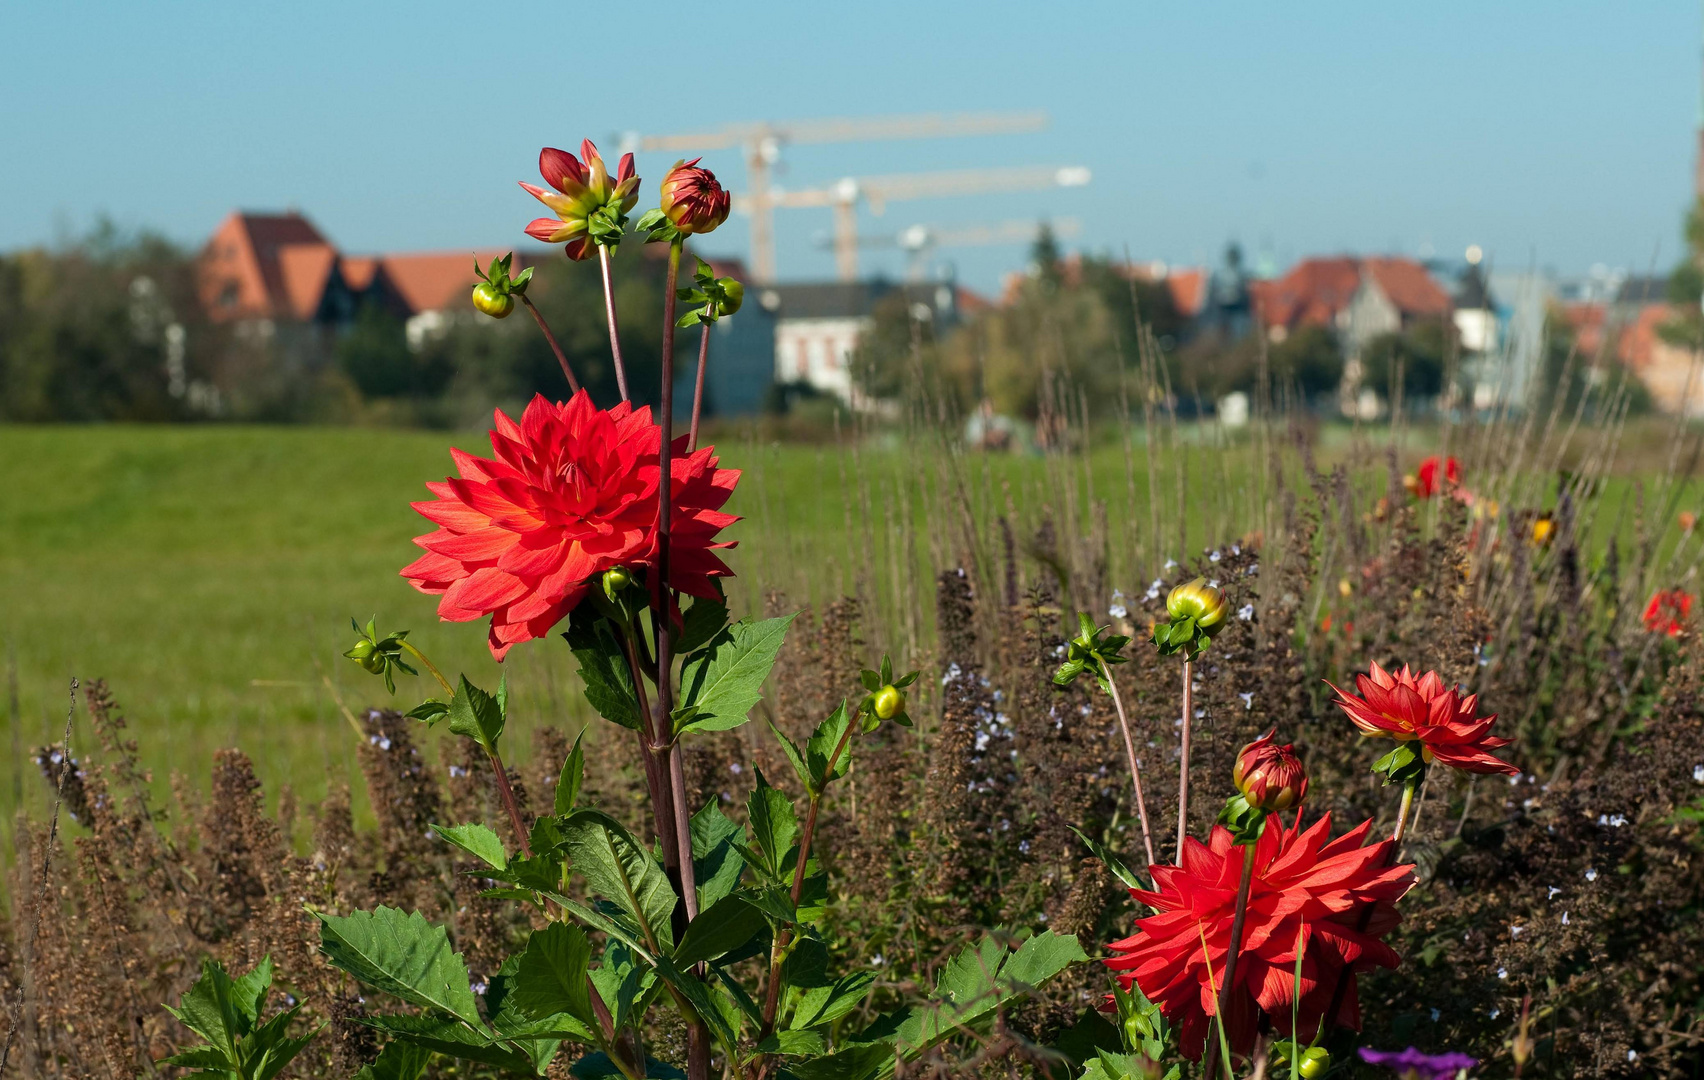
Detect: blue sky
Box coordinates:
(1, 1, 1698, 291)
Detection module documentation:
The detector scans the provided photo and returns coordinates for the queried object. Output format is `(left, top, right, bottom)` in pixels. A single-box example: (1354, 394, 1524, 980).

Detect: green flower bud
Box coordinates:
(346, 639, 377, 662)
(1166, 577, 1228, 627)
(716, 277, 744, 317)
(1297, 1047, 1330, 1079)
(603, 566, 632, 594)
(872, 685, 905, 720)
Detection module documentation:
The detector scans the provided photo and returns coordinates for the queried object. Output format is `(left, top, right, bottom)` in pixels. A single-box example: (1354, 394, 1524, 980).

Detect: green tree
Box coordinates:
(1361, 321, 1449, 404)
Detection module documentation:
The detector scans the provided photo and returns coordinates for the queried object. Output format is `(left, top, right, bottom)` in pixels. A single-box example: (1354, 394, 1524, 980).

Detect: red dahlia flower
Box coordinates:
(1105, 815, 1414, 1061)
(401, 391, 738, 659)
(522, 141, 641, 260)
(1643, 589, 1693, 637)
(1404, 455, 1460, 499)
(1328, 662, 1517, 775)
(1233, 729, 1308, 812)
(659, 158, 731, 235)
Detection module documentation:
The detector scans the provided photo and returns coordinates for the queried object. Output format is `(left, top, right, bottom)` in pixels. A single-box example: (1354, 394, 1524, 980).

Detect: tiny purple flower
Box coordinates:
(1358, 1046, 1477, 1080)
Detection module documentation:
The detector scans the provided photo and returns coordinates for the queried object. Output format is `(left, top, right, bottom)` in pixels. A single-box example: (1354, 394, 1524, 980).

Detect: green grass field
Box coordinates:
(2, 419, 1691, 827)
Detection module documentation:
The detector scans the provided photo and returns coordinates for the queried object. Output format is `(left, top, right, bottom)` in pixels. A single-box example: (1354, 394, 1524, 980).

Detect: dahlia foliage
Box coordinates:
(402, 391, 738, 658)
(1329, 661, 1519, 776)
(1106, 816, 1415, 1060)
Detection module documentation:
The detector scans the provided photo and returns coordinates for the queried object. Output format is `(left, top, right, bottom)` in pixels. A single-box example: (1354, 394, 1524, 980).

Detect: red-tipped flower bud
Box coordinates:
(1166, 577, 1228, 628)
(1232, 728, 1308, 812)
(659, 158, 731, 236)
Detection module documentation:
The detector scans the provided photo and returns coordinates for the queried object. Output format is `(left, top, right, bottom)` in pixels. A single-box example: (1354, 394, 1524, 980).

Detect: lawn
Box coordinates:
(2, 419, 1688, 827)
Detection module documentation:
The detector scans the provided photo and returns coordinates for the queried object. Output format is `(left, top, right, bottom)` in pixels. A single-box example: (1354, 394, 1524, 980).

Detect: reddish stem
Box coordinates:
(687, 320, 711, 453)
(520, 294, 581, 394)
(598, 246, 630, 402)
(1104, 668, 1157, 871)
(1176, 658, 1194, 860)
(1201, 841, 1257, 1080)
(485, 748, 532, 858)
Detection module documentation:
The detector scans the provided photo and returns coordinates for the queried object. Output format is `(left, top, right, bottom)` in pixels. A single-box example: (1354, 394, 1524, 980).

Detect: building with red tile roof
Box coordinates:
(1250, 255, 1452, 362)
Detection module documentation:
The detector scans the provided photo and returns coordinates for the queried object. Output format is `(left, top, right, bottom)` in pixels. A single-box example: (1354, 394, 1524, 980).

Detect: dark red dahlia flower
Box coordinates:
(1643, 589, 1693, 637)
(1328, 662, 1518, 775)
(1105, 815, 1414, 1061)
(659, 158, 731, 236)
(401, 391, 738, 659)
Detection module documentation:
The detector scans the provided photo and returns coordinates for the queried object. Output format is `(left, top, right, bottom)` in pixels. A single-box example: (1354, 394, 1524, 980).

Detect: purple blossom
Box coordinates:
(1358, 1046, 1477, 1079)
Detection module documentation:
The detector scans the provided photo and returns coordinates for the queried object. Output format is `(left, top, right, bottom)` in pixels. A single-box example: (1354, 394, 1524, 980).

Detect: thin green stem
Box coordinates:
(398, 640, 454, 698)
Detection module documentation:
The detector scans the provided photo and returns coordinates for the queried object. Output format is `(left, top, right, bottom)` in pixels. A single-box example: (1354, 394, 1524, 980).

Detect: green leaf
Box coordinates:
(561, 810, 678, 952)
(484, 953, 573, 1068)
(159, 1045, 232, 1070)
(569, 1051, 686, 1079)
(755, 1028, 825, 1056)
(804, 700, 853, 793)
(674, 894, 766, 967)
(432, 822, 507, 870)
(893, 931, 1088, 1055)
(556, 731, 586, 815)
(513, 921, 596, 1028)
(651, 956, 742, 1051)
(678, 598, 729, 654)
(746, 768, 798, 881)
(315, 906, 484, 1029)
(789, 1044, 895, 1080)
(588, 941, 654, 1031)
(352, 1039, 433, 1080)
(1068, 826, 1143, 891)
(446, 676, 505, 754)
(406, 699, 448, 724)
(690, 802, 746, 911)
(767, 720, 811, 793)
(245, 1007, 320, 1080)
(358, 1014, 534, 1073)
(164, 957, 254, 1060)
(565, 609, 642, 730)
(790, 971, 877, 1030)
(1001, 930, 1090, 988)
(676, 613, 797, 733)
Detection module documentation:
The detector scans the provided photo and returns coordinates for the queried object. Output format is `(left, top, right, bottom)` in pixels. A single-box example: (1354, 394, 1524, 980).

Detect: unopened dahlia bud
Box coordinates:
(601, 566, 632, 602)
(345, 638, 383, 673)
(872, 685, 905, 720)
(1166, 577, 1227, 628)
(659, 158, 731, 236)
(1296, 1047, 1330, 1079)
(1232, 728, 1308, 812)
(716, 277, 744, 317)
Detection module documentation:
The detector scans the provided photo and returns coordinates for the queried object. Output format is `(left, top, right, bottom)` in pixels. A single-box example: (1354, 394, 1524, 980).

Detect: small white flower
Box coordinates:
(1164, 559, 1178, 570)
(1238, 691, 1255, 710)
(1562, 911, 1570, 924)
(1238, 603, 1255, 621)
(1548, 886, 1562, 900)
(1207, 578, 1219, 588)
(1585, 868, 1598, 882)
(1509, 773, 1522, 785)
(1693, 764, 1704, 784)
(1110, 603, 1128, 619)
(1430, 1008, 1441, 1022)
(472, 980, 490, 996)
(1489, 1007, 1501, 1019)
(1510, 924, 1524, 937)
(1232, 544, 1242, 555)
(1629, 1051, 1639, 1062)
(1209, 550, 1222, 563)
(728, 762, 744, 775)
(1019, 839, 1031, 854)
(869, 953, 884, 966)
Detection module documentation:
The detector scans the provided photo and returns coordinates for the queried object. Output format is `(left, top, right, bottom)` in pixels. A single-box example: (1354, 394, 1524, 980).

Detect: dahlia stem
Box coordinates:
(1201, 841, 1257, 1080)
(1176, 657, 1194, 860)
(687, 320, 712, 453)
(485, 747, 531, 858)
(1318, 777, 1419, 1040)
(617, 625, 681, 881)
(598, 245, 630, 402)
(1103, 668, 1158, 871)
(519, 293, 581, 394)
(397, 639, 454, 699)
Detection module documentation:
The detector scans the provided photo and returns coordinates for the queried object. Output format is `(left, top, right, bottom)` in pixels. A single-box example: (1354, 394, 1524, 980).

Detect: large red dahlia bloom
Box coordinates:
(1328, 662, 1518, 775)
(401, 392, 738, 659)
(1105, 816, 1414, 1061)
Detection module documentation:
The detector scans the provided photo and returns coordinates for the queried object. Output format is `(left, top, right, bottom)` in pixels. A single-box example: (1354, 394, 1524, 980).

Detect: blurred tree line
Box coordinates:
(0, 222, 678, 425)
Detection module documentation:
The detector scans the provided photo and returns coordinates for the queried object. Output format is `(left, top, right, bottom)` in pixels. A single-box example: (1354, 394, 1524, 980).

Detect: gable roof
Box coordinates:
(1253, 256, 1449, 329)
(199, 210, 334, 322)
(1361, 257, 1451, 317)
(379, 250, 513, 316)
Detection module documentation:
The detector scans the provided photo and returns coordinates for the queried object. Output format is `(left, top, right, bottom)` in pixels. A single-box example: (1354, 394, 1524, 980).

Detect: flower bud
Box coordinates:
(1296, 1047, 1330, 1079)
(717, 277, 744, 317)
(872, 685, 905, 720)
(1166, 577, 1228, 628)
(659, 158, 731, 236)
(1232, 728, 1308, 812)
(601, 566, 632, 602)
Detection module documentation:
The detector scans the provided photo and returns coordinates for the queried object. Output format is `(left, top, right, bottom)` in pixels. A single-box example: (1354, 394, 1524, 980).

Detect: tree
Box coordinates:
(1360, 321, 1449, 405)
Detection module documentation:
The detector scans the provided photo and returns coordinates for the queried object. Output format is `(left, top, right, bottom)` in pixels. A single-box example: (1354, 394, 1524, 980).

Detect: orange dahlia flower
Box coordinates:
(401, 391, 738, 659)
(1328, 662, 1517, 775)
(1643, 589, 1693, 637)
(1105, 815, 1413, 1061)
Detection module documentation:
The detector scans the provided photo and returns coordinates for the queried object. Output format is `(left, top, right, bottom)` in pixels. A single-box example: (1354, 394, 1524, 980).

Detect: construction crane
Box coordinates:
(622, 111, 1048, 283)
(753, 166, 1091, 282)
(816, 218, 1083, 282)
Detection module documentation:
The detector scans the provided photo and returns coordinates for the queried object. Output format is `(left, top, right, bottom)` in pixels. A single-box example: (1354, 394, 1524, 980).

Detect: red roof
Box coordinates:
(1253, 256, 1448, 330)
(199, 211, 334, 322)
(1563, 301, 1673, 368)
(379, 250, 512, 317)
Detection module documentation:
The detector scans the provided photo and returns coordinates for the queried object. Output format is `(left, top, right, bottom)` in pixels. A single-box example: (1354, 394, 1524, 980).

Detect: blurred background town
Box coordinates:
(4, 4, 1703, 439)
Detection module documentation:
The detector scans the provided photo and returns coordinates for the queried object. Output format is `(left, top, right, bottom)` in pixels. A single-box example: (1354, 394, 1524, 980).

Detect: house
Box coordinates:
(759, 279, 967, 405)
(1564, 276, 1704, 416)
(198, 210, 519, 347)
(1251, 255, 1452, 359)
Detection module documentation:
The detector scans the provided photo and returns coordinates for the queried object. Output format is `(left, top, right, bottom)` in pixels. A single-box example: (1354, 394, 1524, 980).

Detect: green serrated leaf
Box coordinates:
(804, 700, 853, 793)
(561, 810, 678, 952)
(513, 921, 596, 1028)
(676, 614, 797, 733)
(569, 1051, 686, 1078)
(588, 941, 654, 1032)
(432, 822, 507, 870)
(357, 1014, 532, 1072)
(565, 609, 642, 730)
(352, 1039, 433, 1080)
(767, 720, 811, 793)
(556, 731, 586, 815)
(746, 768, 798, 881)
(1067, 826, 1144, 890)
(690, 802, 746, 911)
(316, 907, 484, 1029)
(674, 894, 766, 967)
(446, 676, 505, 754)
(789, 971, 877, 1030)
(678, 597, 729, 654)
